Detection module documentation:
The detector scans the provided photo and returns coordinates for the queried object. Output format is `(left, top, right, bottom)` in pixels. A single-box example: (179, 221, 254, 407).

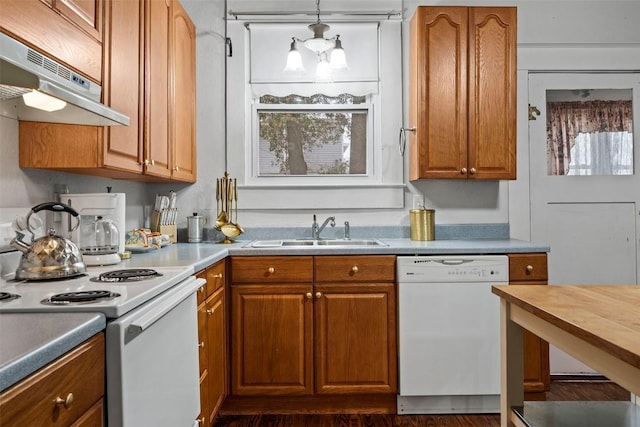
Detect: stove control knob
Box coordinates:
(55, 392, 74, 409)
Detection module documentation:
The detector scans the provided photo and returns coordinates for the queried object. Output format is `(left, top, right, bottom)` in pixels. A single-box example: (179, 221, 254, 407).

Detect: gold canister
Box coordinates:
(410, 208, 435, 241)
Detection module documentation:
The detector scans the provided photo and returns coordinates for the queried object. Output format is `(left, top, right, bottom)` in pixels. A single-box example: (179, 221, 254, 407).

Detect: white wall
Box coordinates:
(1, 0, 639, 236)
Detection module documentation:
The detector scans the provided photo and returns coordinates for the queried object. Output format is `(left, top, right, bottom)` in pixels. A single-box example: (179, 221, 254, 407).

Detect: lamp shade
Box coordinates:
(284, 39, 305, 72)
(330, 36, 348, 70)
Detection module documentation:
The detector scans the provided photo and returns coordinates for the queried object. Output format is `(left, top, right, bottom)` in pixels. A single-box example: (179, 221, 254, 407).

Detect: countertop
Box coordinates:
(0, 312, 105, 392)
(118, 237, 549, 272)
(0, 236, 548, 392)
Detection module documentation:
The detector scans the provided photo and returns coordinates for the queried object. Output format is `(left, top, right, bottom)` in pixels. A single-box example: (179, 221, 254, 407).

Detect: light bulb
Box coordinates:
(315, 53, 332, 82)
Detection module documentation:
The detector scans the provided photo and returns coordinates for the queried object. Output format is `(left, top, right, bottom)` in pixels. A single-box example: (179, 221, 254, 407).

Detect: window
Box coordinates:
(254, 94, 371, 177)
(225, 19, 404, 209)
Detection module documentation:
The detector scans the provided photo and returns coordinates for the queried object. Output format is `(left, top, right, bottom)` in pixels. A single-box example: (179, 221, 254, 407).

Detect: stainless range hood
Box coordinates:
(0, 32, 129, 126)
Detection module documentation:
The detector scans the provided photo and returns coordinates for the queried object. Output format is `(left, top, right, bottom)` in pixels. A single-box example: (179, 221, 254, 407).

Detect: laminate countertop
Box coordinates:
(0, 312, 105, 392)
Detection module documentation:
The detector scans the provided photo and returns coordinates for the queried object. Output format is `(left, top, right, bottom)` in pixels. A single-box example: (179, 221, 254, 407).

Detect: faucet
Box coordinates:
(312, 215, 335, 239)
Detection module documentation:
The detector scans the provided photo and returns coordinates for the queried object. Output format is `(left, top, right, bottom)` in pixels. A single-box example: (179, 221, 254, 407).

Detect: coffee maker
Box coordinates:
(62, 192, 126, 266)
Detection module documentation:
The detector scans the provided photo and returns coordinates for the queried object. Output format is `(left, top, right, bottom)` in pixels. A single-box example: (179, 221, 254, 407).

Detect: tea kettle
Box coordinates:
(11, 202, 87, 280)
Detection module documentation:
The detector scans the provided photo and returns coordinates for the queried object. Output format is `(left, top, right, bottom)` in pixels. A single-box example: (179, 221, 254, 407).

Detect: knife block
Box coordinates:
(151, 210, 177, 243)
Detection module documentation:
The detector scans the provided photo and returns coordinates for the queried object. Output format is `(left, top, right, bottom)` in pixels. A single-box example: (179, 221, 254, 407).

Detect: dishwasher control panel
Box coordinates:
(396, 255, 509, 283)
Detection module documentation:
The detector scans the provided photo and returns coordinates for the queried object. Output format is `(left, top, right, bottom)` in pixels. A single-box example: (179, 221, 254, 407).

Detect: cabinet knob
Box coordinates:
(526, 265, 534, 273)
(173, 166, 180, 172)
(315, 292, 322, 299)
(306, 292, 312, 299)
(206, 309, 214, 315)
(351, 266, 359, 273)
(213, 273, 223, 279)
(196, 417, 206, 425)
(469, 167, 476, 175)
(461, 167, 467, 174)
(54, 393, 74, 409)
(268, 267, 275, 274)
(144, 159, 150, 166)
(198, 341, 205, 348)
(150, 159, 156, 166)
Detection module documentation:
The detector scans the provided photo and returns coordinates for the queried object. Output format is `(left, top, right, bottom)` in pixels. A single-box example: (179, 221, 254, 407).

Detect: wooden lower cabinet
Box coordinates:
(196, 260, 227, 425)
(508, 253, 551, 399)
(227, 255, 397, 412)
(0, 333, 105, 427)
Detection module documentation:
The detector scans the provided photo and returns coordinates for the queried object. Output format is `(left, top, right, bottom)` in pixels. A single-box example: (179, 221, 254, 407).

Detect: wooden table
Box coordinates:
(492, 285, 640, 427)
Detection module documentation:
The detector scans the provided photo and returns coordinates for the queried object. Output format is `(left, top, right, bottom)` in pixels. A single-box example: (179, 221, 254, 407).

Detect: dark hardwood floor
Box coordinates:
(213, 380, 630, 427)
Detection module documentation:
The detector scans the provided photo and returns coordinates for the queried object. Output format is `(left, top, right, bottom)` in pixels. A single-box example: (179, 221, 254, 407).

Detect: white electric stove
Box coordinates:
(0, 252, 203, 427)
(0, 264, 195, 318)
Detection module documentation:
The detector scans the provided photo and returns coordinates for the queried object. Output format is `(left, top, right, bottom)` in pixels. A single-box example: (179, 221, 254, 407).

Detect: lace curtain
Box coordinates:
(546, 100, 633, 175)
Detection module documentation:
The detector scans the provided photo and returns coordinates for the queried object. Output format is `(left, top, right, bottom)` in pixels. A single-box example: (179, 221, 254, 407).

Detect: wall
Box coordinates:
(1, 0, 639, 240)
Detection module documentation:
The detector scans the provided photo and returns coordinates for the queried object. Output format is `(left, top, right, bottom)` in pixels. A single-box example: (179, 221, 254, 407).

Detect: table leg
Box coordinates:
(500, 299, 524, 427)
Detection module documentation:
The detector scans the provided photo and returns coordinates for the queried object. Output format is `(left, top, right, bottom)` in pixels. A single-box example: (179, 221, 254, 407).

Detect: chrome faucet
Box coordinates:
(312, 215, 335, 239)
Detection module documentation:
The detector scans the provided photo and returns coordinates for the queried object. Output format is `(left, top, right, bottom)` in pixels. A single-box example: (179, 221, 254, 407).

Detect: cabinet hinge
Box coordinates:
(528, 104, 541, 121)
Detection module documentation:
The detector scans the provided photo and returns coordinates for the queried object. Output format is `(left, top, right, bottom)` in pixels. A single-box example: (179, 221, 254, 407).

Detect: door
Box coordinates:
(528, 72, 640, 373)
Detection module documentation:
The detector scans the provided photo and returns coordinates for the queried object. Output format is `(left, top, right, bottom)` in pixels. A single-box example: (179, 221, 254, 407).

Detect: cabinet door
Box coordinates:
(0, 0, 103, 82)
(102, 0, 144, 173)
(144, 0, 171, 179)
(467, 7, 517, 179)
(206, 287, 226, 422)
(508, 253, 550, 397)
(54, 0, 102, 41)
(170, 0, 197, 182)
(231, 284, 313, 395)
(409, 7, 468, 180)
(314, 283, 397, 394)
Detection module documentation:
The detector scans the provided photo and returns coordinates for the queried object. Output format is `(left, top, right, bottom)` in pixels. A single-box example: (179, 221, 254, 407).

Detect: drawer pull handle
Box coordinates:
(198, 341, 205, 348)
(351, 266, 359, 273)
(198, 286, 205, 293)
(213, 273, 223, 279)
(470, 167, 476, 175)
(206, 309, 214, 315)
(55, 393, 74, 409)
(268, 267, 275, 274)
(197, 417, 206, 425)
(306, 292, 312, 299)
(526, 265, 534, 273)
(315, 292, 322, 299)
(461, 167, 467, 174)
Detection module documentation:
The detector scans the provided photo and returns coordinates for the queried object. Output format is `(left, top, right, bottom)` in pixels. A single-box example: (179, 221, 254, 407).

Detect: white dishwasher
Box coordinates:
(397, 255, 509, 414)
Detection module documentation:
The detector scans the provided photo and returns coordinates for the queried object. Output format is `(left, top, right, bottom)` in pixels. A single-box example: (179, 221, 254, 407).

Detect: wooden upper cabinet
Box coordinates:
(101, 0, 144, 174)
(0, 0, 103, 82)
(409, 6, 516, 180)
(171, 0, 197, 182)
(17, 0, 197, 183)
(144, 0, 172, 180)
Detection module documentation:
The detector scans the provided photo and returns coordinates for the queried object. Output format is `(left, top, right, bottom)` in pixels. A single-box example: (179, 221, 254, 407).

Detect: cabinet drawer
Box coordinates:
(205, 260, 226, 294)
(509, 254, 548, 282)
(315, 255, 396, 282)
(231, 256, 313, 283)
(0, 333, 105, 427)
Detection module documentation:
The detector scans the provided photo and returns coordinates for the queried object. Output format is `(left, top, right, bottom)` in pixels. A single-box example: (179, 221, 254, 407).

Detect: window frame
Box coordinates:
(249, 99, 377, 185)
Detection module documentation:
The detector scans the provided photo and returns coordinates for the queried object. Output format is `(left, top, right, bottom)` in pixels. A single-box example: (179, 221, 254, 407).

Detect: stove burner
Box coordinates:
(90, 268, 162, 283)
(42, 290, 121, 305)
(0, 292, 20, 302)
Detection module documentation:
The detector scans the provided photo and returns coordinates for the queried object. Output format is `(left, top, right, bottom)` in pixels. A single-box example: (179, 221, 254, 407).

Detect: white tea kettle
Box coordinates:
(11, 202, 87, 280)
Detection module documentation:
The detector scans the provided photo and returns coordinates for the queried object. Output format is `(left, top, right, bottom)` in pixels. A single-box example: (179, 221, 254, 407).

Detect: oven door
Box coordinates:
(106, 276, 205, 427)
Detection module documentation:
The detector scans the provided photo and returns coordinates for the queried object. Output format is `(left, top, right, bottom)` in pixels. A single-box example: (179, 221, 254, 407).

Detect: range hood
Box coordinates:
(0, 32, 129, 126)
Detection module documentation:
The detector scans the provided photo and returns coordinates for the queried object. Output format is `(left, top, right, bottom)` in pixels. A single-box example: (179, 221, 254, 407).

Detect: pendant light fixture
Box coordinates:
(284, 0, 348, 79)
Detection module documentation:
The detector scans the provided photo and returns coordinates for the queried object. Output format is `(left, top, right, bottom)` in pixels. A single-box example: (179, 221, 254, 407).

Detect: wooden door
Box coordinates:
(206, 287, 226, 422)
(409, 6, 468, 180)
(314, 283, 397, 394)
(231, 284, 314, 396)
(144, 0, 171, 179)
(467, 7, 517, 179)
(102, 0, 143, 174)
(170, 0, 197, 182)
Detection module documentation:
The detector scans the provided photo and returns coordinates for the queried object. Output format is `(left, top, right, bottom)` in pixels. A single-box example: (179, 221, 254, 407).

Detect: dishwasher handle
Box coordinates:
(437, 259, 473, 265)
(126, 276, 205, 341)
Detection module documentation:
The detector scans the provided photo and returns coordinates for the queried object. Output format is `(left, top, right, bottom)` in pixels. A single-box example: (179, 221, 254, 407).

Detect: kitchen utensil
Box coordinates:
(410, 207, 435, 241)
(11, 202, 87, 280)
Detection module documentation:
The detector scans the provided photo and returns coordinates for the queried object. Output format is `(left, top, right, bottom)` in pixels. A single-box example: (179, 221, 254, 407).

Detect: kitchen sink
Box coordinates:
(246, 239, 387, 248)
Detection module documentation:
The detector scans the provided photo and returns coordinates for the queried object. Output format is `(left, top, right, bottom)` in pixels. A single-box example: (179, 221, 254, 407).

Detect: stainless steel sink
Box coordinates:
(246, 239, 387, 248)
